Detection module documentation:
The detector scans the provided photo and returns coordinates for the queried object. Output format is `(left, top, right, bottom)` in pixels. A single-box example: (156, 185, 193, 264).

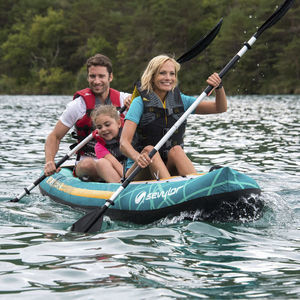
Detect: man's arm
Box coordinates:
(44, 120, 70, 176)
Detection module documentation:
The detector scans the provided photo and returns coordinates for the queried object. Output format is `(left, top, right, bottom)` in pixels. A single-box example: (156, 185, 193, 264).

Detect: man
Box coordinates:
(44, 54, 131, 178)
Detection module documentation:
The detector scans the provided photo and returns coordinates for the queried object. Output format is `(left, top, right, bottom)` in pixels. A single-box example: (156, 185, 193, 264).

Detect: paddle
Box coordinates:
(118, 18, 223, 115)
(71, 0, 294, 234)
(176, 18, 223, 64)
(11, 133, 94, 203)
(70, 19, 223, 233)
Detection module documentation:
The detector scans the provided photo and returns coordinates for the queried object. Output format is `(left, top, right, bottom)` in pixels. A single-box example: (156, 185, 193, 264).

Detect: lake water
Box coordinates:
(0, 95, 299, 299)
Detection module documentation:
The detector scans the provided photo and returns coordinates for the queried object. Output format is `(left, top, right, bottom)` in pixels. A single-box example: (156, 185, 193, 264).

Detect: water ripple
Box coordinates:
(0, 95, 299, 298)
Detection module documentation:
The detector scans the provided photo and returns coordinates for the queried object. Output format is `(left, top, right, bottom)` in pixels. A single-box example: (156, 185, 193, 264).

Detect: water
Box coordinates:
(0, 95, 299, 299)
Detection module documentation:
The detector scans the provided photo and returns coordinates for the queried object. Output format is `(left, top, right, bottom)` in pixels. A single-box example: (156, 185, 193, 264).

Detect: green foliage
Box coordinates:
(85, 36, 113, 58)
(32, 67, 73, 94)
(0, 0, 299, 95)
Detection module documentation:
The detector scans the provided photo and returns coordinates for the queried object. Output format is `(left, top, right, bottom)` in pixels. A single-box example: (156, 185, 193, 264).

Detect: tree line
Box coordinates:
(0, 0, 299, 95)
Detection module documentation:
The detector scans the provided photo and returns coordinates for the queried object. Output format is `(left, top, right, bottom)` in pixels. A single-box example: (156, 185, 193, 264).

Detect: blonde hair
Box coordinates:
(141, 55, 181, 93)
(91, 105, 120, 126)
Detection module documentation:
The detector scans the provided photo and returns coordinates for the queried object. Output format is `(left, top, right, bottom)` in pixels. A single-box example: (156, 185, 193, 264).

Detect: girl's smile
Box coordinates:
(95, 114, 120, 141)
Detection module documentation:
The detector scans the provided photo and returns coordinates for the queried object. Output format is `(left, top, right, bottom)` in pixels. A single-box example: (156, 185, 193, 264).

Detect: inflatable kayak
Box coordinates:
(39, 166, 263, 224)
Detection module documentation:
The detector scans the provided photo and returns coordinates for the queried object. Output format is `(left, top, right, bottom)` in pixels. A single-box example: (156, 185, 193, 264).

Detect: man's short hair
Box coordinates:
(86, 54, 113, 74)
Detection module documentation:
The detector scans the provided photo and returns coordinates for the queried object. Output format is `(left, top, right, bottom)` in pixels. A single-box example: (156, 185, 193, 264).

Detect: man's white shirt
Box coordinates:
(59, 92, 130, 128)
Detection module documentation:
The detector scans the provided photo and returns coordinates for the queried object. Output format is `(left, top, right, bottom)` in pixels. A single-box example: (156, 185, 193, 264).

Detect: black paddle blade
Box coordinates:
(71, 207, 105, 233)
(255, 0, 295, 38)
(176, 18, 223, 64)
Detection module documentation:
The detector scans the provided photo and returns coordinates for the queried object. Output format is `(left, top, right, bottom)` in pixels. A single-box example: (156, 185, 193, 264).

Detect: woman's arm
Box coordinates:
(120, 120, 155, 169)
(120, 120, 140, 162)
(195, 72, 227, 114)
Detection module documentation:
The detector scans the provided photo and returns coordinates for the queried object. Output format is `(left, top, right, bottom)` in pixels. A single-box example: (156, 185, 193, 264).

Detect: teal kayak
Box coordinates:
(39, 166, 263, 224)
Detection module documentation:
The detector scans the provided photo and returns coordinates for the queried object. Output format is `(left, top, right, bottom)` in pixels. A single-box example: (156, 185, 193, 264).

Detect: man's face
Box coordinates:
(87, 65, 113, 96)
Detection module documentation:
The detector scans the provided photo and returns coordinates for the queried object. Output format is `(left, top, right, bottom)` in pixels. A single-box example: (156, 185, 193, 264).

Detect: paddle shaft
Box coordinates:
(217, 0, 294, 82)
(11, 133, 94, 202)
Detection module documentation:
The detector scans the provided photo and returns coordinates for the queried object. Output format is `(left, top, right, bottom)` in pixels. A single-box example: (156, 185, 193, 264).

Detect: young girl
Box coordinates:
(91, 105, 169, 183)
(90, 105, 124, 183)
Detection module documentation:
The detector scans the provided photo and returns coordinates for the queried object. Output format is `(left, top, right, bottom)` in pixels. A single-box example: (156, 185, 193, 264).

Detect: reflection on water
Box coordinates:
(0, 95, 299, 298)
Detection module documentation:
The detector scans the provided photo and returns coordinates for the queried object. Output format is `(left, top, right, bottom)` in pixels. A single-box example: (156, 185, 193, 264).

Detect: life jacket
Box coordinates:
(72, 87, 124, 157)
(94, 128, 126, 163)
(135, 83, 186, 161)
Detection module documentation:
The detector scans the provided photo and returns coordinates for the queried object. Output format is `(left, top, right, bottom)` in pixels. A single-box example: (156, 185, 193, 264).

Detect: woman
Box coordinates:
(120, 54, 227, 180)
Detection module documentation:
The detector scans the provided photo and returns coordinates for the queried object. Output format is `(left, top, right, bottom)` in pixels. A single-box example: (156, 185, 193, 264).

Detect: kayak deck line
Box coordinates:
(45, 172, 208, 199)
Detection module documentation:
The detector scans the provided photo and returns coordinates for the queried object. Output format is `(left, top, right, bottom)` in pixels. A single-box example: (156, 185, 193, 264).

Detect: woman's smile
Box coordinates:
(153, 60, 176, 98)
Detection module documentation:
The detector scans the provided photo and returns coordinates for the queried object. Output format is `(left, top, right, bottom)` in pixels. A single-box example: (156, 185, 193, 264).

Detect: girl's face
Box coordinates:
(153, 60, 176, 98)
(95, 114, 120, 141)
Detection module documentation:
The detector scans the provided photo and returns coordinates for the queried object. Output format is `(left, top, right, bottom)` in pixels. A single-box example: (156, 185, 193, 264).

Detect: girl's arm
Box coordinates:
(103, 153, 123, 177)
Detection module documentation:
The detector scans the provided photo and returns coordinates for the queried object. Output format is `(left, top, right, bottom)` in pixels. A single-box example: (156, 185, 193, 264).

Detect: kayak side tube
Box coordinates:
(39, 167, 263, 223)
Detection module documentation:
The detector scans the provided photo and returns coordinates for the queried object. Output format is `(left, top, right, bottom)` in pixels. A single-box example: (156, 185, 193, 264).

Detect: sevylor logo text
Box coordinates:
(135, 186, 184, 204)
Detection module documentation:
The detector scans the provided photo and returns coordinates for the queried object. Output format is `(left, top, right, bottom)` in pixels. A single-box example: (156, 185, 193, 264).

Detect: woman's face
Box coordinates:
(153, 60, 176, 97)
(95, 114, 120, 141)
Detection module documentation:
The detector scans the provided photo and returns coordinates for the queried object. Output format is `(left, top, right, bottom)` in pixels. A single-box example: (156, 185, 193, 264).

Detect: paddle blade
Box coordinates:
(71, 207, 105, 233)
(71, 185, 124, 233)
(255, 0, 294, 38)
(176, 18, 223, 64)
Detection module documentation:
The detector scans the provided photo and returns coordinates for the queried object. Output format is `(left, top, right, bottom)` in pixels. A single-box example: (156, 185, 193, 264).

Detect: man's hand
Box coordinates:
(124, 95, 132, 110)
(44, 161, 60, 176)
